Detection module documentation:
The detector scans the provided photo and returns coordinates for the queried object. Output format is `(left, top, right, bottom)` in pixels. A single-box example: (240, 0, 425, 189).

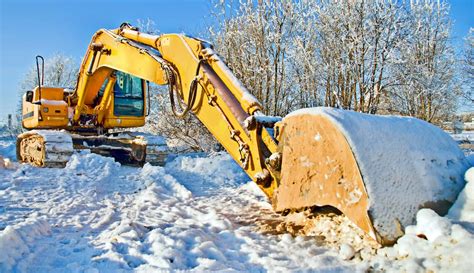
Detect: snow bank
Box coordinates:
(1, 133, 472, 272)
(165, 152, 249, 195)
(66, 150, 121, 172)
(0, 137, 16, 161)
(368, 166, 474, 272)
(451, 131, 474, 142)
(448, 167, 474, 222)
(287, 107, 469, 241)
(140, 163, 192, 200)
(0, 218, 51, 272)
(372, 208, 474, 273)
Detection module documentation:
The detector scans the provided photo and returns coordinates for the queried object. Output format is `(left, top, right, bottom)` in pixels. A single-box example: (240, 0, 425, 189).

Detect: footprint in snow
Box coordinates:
(57, 248, 71, 257)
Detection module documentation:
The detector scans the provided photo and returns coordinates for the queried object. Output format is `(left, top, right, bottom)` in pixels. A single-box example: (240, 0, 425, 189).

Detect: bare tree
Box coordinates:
(387, 0, 458, 123)
(210, 0, 409, 115)
(460, 28, 474, 109)
(19, 54, 78, 92)
(312, 0, 408, 113)
(144, 86, 220, 152)
(210, 0, 461, 123)
(209, 0, 304, 116)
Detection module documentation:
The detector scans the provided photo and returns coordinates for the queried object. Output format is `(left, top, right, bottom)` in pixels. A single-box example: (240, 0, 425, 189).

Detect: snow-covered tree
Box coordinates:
(387, 0, 458, 123)
(209, 0, 408, 115)
(209, 0, 299, 116)
(19, 54, 78, 92)
(210, 0, 460, 123)
(460, 28, 474, 108)
(144, 88, 220, 152)
(311, 0, 408, 113)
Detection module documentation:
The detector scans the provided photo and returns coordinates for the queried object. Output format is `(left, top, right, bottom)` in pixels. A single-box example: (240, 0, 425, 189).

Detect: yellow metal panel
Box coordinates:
(73, 29, 168, 122)
(82, 67, 111, 105)
(103, 116, 145, 128)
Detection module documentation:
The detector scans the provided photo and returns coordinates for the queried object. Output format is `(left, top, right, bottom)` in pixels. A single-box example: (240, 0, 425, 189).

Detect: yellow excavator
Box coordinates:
(17, 23, 469, 245)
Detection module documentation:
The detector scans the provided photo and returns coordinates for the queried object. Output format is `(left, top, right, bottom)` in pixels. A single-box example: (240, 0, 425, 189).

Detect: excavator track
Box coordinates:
(17, 131, 168, 167)
(71, 132, 168, 166)
(16, 130, 74, 167)
(142, 135, 169, 166)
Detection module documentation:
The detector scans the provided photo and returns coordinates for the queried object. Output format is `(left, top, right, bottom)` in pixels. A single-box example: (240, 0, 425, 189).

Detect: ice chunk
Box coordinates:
(339, 243, 355, 260)
(414, 209, 451, 241)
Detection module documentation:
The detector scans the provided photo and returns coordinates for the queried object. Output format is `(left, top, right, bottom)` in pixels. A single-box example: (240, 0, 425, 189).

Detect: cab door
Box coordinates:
(113, 71, 145, 117)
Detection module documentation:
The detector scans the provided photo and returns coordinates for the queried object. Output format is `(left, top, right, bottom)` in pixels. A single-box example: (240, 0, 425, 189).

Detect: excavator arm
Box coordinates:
(71, 24, 280, 198)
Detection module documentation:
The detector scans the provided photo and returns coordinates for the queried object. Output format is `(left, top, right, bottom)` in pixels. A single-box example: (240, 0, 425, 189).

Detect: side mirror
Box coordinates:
(25, 90, 34, 103)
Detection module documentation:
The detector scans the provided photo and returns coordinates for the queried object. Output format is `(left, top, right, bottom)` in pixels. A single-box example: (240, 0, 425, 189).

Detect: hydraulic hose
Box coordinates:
(167, 61, 202, 118)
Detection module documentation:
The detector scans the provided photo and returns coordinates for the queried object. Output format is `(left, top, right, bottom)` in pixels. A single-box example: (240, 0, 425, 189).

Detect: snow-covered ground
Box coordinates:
(1, 132, 474, 272)
(451, 131, 474, 142)
(452, 131, 474, 160)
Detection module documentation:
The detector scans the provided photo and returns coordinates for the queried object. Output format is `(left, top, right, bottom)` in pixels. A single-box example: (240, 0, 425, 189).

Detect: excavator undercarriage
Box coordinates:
(17, 130, 168, 167)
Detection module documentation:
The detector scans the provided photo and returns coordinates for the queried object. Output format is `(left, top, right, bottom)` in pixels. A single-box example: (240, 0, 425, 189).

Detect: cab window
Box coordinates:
(113, 71, 144, 117)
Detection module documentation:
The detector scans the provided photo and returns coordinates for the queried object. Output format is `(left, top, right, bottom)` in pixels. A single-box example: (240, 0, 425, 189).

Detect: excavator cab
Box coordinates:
(113, 71, 145, 117)
(94, 70, 147, 129)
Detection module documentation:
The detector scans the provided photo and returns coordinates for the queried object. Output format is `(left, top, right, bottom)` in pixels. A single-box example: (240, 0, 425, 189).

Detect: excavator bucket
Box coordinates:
(273, 108, 469, 244)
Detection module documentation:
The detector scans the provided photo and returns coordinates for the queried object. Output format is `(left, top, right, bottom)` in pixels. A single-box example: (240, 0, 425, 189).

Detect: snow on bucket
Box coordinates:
(274, 107, 469, 244)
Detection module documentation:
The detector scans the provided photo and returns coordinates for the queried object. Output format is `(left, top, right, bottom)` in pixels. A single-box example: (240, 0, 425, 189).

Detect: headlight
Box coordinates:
(43, 107, 49, 113)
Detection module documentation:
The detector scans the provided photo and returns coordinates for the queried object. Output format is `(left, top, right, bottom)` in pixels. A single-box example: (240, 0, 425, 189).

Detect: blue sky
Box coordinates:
(0, 0, 211, 119)
(0, 0, 473, 119)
